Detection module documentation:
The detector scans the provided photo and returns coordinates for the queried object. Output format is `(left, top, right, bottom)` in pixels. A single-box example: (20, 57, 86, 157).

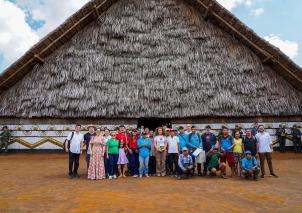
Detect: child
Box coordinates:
(207, 146, 227, 179)
(241, 151, 259, 180)
(233, 130, 244, 176)
(177, 147, 193, 179)
(117, 142, 129, 178)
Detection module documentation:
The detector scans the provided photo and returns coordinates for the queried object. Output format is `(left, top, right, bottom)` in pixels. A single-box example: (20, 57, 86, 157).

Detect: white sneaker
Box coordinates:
(139, 175, 143, 178)
(145, 175, 150, 178)
(133, 175, 138, 178)
(108, 176, 113, 180)
(113, 175, 117, 179)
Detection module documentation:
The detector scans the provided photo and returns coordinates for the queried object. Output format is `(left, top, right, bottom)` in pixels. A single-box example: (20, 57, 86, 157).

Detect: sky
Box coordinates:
(0, 0, 301, 72)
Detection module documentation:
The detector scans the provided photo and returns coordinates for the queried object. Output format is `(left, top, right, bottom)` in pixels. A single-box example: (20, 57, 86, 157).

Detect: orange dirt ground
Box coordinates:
(0, 152, 302, 213)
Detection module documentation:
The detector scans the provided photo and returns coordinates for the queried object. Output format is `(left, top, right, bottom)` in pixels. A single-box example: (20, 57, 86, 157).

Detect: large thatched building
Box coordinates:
(0, 0, 301, 149)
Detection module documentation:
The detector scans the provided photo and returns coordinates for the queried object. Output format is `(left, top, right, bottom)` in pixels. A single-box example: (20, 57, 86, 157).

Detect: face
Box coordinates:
(149, 131, 154, 137)
(143, 134, 147, 139)
(192, 128, 196, 134)
(120, 127, 125, 133)
(145, 128, 150, 134)
(206, 127, 211, 133)
(132, 131, 137, 137)
(104, 129, 110, 136)
(111, 133, 116, 139)
(246, 129, 251, 137)
(158, 128, 163, 135)
(246, 154, 251, 160)
(187, 124, 192, 131)
(258, 126, 264, 133)
(88, 127, 95, 134)
(235, 131, 240, 139)
(183, 150, 188, 156)
(170, 131, 175, 136)
(96, 129, 101, 136)
(75, 125, 81, 132)
(222, 128, 228, 135)
(179, 128, 184, 134)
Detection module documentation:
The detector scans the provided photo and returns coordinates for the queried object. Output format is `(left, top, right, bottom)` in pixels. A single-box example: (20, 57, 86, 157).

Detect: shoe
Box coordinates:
(113, 175, 117, 179)
(139, 175, 143, 178)
(145, 175, 150, 178)
(69, 174, 73, 179)
(177, 176, 182, 180)
(198, 173, 202, 177)
(254, 176, 259, 181)
(133, 175, 138, 178)
(271, 173, 278, 178)
(74, 174, 79, 178)
(157, 174, 161, 177)
(108, 176, 113, 180)
(221, 175, 228, 179)
(261, 174, 265, 178)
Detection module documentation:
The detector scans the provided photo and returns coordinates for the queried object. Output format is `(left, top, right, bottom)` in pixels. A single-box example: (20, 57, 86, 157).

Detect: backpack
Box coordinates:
(63, 132, 74, 152)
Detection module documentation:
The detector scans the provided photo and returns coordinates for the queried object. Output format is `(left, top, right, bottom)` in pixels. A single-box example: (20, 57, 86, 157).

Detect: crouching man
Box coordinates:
(177, 147, 193, 179)
(207, 146, 227, 179)
(241, 151, 259, 181)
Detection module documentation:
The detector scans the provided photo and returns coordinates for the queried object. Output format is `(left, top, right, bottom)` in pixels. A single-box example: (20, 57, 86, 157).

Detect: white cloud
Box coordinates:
(0, 0, 89, 71)
(216, 0, 255, 10)
(0, 0, 39, 66)
(251, 7, 264, 16)
(264, 34, 299, 59)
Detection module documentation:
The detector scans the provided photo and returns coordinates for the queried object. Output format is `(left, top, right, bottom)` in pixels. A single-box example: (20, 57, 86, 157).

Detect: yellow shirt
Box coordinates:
(233, 138, 243, 153)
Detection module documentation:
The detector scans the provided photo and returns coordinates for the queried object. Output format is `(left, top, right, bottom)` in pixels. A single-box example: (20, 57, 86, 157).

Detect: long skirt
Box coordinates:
(88, 144, 106, 180)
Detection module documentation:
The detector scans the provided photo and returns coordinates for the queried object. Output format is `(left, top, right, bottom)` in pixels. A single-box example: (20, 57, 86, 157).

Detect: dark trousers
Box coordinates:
(259, 152, 274, 176)
(69, 152, 80, 176)
(204, 155, 210, 175)
(179, 168, 191, 179)
(293, 138, 301, 152)
(278, 137, 286, 152)
(129, 150, 139, 176)
(243, 167, 259, 178)
(104, 151, 108, 176)
(0, 141, 8, 152)
(191, 154, 202, 176)
(86, 153, 90, 169)
(108, 154, 118, 176)
(168, 153, 179, 175)
(149, 156, 156, 175)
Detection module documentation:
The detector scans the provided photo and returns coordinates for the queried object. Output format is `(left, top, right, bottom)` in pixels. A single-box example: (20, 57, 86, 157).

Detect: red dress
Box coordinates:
(88, 135, 106, 180)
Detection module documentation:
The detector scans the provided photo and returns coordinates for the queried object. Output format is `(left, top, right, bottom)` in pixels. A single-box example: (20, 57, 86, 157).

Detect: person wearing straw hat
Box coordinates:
(83, 125, 96, 169)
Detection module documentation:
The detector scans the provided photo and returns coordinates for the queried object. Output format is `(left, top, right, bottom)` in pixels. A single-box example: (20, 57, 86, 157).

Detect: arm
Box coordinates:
(106, 143, 109, 158)
(178, 155, 185, 171)
(269, 134, 273, 152)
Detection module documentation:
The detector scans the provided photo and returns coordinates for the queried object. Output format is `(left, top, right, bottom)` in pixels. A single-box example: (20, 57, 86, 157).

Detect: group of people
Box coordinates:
(65, 123, 286, 181)
(276, 124, 302, 153)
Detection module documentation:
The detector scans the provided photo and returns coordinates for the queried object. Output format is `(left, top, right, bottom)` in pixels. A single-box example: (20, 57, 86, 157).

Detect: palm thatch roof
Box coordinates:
(0, 0, 301, 119)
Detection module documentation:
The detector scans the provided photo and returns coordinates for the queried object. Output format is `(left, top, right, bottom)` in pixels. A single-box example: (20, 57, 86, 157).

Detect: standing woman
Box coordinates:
(154, 127, 168, 176)
(128, 131, 139, 177)
(233, 130, 244, 176)
(106, 132, 120, 180)
(103, 128, 111, 177)
(88, 128, 106, 180)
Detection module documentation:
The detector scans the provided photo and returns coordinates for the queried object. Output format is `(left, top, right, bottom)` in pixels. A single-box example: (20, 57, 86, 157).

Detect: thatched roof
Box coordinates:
(0, 0, 302, 119)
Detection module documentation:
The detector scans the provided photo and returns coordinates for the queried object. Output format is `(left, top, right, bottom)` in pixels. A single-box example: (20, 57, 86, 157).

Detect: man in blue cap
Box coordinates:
(241, 151, 259, 180)
(177, 147, 193, 179)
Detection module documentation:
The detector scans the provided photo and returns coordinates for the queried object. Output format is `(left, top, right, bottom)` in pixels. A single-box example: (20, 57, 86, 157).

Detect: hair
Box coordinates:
(2, 126, 8, 130)
(222, 126, 229, 131)
(119, 125, 125, 128)
(178, 126, 184, 130)
(258, 124, 264, 128)
(75, 124, 81, 127)
(234, 130, 241, 135)
(155, 127, 164, 136)
(245, 128, 251, 131)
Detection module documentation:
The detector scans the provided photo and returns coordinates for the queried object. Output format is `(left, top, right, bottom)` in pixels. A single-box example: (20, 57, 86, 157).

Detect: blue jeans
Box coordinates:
(129, 149, 139, 175)
(108, 154, 118, 176)
(139, 156, 149, 175)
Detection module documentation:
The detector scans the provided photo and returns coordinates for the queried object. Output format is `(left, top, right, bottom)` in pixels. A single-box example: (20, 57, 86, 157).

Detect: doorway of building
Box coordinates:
(137, 118, 172, 131)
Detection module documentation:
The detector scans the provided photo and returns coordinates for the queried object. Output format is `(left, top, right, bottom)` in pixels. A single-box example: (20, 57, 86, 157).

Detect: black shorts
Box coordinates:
(208, 165, 220, 172)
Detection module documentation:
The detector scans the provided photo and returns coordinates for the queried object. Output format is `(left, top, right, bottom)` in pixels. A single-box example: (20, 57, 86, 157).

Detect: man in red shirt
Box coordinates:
(116, 125, 130, 148)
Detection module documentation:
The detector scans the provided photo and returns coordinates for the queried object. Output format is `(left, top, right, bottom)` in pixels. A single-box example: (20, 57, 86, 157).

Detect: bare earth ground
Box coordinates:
(0, 152, 302, 213)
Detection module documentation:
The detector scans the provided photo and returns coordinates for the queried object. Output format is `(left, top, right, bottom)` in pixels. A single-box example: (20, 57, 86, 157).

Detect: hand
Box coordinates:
(129, 149, 133, 154)
(65, 149, 69, 153)
(106, 155, 109, 159)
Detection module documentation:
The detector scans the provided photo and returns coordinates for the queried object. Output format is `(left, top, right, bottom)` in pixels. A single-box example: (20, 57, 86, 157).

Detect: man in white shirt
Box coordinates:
(65, 124, 84, 179)
(255, 125, 278, 178)
(167, 129, 180, 176)
(185, 124, 192, 134)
